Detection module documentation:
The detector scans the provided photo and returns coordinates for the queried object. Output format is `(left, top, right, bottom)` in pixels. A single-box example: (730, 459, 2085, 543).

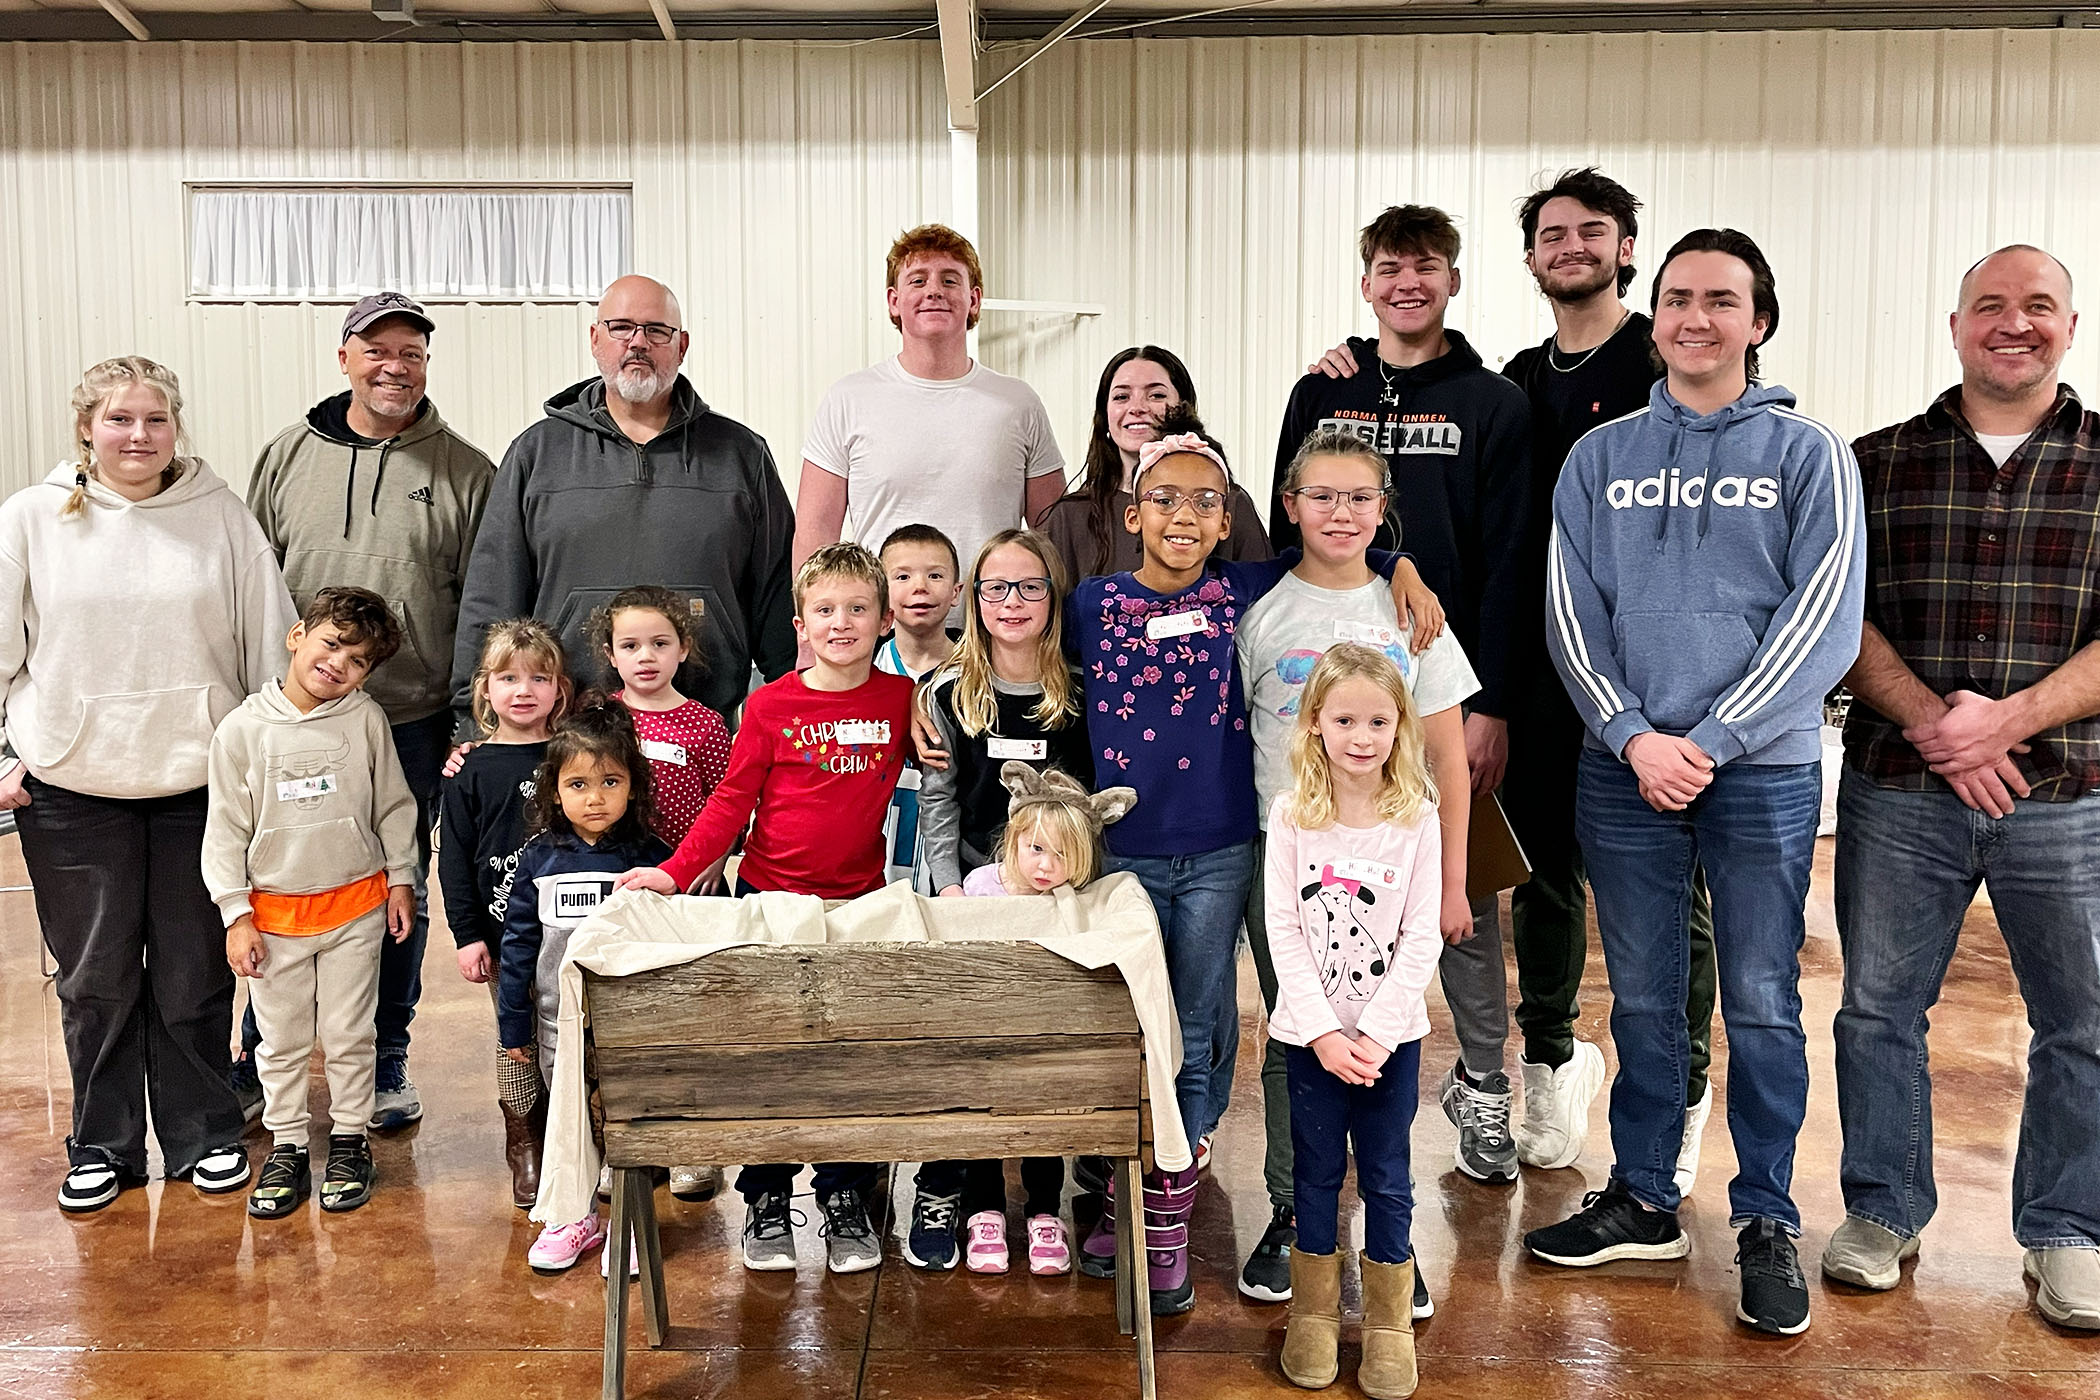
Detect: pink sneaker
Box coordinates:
(528, 1213, 606, 1272)
(1026, 1214, 1072, 1275)
(964, 1209, 1009, 1274)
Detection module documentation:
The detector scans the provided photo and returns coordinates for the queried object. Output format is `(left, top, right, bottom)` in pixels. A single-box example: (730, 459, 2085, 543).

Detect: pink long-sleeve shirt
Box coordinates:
(1261, 792, 1443, 1054)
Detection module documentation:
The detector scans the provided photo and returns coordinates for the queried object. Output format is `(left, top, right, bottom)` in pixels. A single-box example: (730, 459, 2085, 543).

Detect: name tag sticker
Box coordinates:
(895, 766, 923, 792)
(275, 774, 337, 802)
(639, 739, 688, 766)
(835, 720, 892, 746)
(986, 737, 1049, 761)
(1330, 856, 1402, 890)
(1333, 619, 1400, 649)
(1146, 610, 1209, 641)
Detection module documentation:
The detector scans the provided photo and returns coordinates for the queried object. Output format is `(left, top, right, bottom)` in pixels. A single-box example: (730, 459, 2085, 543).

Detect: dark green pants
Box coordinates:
(1504, 689, 1717, 1105)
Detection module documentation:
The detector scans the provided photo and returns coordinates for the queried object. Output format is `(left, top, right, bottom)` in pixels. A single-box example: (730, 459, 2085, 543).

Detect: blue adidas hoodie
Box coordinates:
(1545, 379, 1864, 768)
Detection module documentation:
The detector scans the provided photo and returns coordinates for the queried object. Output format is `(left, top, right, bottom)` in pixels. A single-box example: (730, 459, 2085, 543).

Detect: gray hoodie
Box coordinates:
(202, 682, 421, 928)
(1546, 380, 1865, 768)
(247, 393, 495, 726)
(450, 375, 797, 726)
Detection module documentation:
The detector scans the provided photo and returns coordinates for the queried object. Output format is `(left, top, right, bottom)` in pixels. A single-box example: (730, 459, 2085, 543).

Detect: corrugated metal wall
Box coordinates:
(5, 31, 2098, 508)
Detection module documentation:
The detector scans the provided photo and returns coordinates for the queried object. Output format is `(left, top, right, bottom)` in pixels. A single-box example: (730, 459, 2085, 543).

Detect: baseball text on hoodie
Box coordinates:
(247, 394, 495, 726)
(201, 682, 422, 932)
(1545, 380, 1866, 768)
(0, 460, 295, 800)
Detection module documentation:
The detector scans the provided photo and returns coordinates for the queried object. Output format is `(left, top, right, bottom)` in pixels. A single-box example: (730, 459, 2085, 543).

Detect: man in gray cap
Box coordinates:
(237, 292, 497, 1130)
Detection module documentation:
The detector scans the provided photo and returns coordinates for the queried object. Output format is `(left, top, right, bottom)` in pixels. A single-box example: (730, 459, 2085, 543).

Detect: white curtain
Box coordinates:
(189, 187, 631, 299)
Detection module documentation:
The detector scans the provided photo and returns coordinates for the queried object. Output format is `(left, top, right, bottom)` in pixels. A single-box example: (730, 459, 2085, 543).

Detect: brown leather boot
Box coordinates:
(1279, 1248, 1341, 1388)
(501, 1101, 539, 1209)
(1357, 1257, 1419, 1398)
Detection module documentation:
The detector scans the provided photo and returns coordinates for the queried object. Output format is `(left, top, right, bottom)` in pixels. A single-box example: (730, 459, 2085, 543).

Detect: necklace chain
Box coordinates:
(1546, 309, 1633, 374)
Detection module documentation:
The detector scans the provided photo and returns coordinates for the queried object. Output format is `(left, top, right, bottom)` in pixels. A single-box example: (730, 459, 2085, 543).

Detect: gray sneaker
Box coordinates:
(819, 1187, 883, 1274)
(741, 1190, 801, 1271)
(2024, 1247, 2100, 1329)
(368, 1060, 422, 1131)
(1439, 1062, 1518, 1183)
(1820, 1216, 1920, 1291)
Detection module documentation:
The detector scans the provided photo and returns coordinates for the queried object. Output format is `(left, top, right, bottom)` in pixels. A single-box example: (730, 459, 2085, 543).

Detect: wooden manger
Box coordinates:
(584, 940, 1160, 1400)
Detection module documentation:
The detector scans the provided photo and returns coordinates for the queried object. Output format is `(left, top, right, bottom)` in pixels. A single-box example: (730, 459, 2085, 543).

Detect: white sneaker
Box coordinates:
(1675, 1081, 1714, 1197)
(1516, 1040, 1606, 1170)
(669, 1165, 721, 1201)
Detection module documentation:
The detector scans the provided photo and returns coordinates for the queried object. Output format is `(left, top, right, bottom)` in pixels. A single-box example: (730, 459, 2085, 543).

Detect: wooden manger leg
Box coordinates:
(1114, 1156, 1135, 1337)
(1118, 1155, 1157, 1400)
(602, 1166, 642, 1400)
(634, 1168, 668, 1345)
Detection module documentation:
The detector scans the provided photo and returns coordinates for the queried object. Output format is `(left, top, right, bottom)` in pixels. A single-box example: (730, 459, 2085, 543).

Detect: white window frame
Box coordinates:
(183, 179, 634, 304)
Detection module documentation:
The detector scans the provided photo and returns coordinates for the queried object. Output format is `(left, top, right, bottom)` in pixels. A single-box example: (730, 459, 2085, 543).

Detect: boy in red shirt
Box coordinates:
(618, 541, 913, 1273)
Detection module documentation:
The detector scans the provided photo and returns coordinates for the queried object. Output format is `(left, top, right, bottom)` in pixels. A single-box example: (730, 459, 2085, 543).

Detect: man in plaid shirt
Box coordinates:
(1825, 245, 2100, 1329)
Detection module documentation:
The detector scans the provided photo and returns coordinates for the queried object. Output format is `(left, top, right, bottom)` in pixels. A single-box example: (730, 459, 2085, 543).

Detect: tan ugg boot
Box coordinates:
(1279, 1248, 1341, 1388)
(1357, 1257, 1419, 1398)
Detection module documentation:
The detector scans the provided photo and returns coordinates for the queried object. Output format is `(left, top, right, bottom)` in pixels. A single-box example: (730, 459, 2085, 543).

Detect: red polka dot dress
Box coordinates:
(616, 693, 734, 845)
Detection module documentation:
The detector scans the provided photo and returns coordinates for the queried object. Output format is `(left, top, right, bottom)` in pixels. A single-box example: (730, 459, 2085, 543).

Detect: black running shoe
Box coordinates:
(1237, 1203, 1295, 1301)
(1525, 1179, 1689, 1267)
(320, 1134, 374, 1213)
(1736, 1218, 1811, 1335)
(247, 1144, 311, 1220)
(903, 1188, 963, 1270)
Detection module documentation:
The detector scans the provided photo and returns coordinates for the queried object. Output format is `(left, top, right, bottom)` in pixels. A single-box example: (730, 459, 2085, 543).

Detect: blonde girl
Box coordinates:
(1263, 643, 1442, 1399)
(1, 357, 294, 1212)
(437, 618, 573, 1208)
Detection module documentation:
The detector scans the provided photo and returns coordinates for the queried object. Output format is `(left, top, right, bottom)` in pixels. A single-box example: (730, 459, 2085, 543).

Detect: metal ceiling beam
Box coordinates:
(646, 0, 679, 40)
(977, 0, 1115, 103)
(7, 6, 2097, 44)
(95, 0, 153, 41)
(934, 0, 978, 132)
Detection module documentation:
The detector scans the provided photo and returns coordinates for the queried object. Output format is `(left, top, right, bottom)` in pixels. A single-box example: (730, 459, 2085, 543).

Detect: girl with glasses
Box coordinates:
(908, 527, 1093, 1276)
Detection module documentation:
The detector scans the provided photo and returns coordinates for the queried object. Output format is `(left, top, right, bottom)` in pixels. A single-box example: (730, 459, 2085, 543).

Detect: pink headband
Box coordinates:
(1132, 431, 1232, 496)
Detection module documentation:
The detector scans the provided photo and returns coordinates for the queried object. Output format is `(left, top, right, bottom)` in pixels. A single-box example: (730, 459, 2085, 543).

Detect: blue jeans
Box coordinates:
(1833, 770, 2100, 1249)
(1577, 749, 1820, 1229)
(1108, 841, 1256, 1147)
(239, 710, 444, 1067)
(1287, 1038, 1421, 1262)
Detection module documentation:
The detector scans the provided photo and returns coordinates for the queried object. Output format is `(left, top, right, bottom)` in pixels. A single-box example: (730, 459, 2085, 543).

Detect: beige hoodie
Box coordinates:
(201, 682, 421, 927)
(0, 460, 296, 800)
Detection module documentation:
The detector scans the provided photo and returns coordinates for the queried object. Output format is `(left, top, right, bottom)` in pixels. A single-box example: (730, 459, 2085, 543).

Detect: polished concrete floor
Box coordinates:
(2, 832, 2094, 1399)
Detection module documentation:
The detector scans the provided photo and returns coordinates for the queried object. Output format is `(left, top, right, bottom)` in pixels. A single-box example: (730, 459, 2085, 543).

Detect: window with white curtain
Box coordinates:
(186, 183, 632, 301)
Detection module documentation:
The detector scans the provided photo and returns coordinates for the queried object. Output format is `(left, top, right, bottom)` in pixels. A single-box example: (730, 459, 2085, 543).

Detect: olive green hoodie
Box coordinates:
(247, 393, 494, 725)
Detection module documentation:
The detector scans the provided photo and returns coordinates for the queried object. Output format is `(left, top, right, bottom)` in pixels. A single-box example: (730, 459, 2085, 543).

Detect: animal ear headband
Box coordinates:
(999, 761, 1138, 837)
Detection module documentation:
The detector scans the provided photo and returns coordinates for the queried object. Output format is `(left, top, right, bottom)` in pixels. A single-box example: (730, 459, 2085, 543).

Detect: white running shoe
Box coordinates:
(1516, 1040, 1606, 1170)
(1675, 1081, 1714, 1197)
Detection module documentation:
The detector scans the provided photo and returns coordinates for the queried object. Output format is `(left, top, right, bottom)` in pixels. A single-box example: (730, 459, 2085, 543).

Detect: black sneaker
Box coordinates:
(1525, 1180, 1689, 1267)
(1736, 1218, 1811, 1335)
(741, 1190, 801, 1271)
(1237, 1203, 1295, 1302)
(1414, 1264, 1434, 1320)
(903, 1188, 963, 1270)
(190, 1143, 251, 1195)
(320, 1134, 375, 1213)
(368, 1059, 423, 1132)
(58, 1156, 144, 1214)
(247, 1144, 311, 1220)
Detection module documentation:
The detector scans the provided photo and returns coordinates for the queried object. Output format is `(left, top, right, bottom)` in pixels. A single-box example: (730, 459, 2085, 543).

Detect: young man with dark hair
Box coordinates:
(1825, 244, 2100, 1330)
(1245, 203, 1534, 1304)
(1529, 229, 1864, 1338)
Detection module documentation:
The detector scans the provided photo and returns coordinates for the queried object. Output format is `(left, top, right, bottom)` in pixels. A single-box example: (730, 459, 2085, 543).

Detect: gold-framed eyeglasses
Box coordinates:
(1287, 486, 1387, 514)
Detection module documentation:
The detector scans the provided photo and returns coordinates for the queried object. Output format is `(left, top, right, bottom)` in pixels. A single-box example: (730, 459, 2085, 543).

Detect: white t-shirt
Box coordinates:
(1237, 572, 1480, 826)
(1974, 430, 2031, 469)
(803, 355, 1066, 594)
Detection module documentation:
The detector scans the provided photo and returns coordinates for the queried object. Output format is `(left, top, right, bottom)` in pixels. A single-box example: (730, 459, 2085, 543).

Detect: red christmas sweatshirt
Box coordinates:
(658, 668, 914, 897)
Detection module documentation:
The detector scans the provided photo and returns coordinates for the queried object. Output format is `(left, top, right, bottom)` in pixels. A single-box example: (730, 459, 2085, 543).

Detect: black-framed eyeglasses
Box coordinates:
(976, 577, 1053, 603)
(1287, 485, 1388, 514)
(1137, 487, 1226, 516)
(598, 319, 681, 346)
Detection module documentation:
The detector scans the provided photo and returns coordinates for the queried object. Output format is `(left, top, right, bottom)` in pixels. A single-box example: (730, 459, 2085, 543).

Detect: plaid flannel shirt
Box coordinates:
(1844, 384, 2100, 801)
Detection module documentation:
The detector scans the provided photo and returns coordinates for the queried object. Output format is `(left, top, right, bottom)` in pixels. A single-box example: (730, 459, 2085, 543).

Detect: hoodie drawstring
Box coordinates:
(342, 445, 359, 538)
(369, 441, 392, 521)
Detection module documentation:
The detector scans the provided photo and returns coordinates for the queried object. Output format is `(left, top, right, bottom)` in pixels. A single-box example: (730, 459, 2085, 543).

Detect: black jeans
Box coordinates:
(239, 709, 445, 1067)
(915, 1157, 1067, 1219)
(17, 778, 244, 1176)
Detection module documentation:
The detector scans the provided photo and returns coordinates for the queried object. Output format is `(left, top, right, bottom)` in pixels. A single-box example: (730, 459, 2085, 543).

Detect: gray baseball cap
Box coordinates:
(341, 292, 436, 343)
